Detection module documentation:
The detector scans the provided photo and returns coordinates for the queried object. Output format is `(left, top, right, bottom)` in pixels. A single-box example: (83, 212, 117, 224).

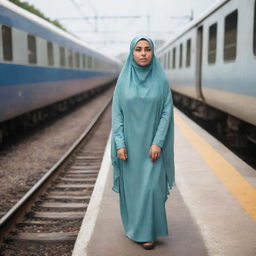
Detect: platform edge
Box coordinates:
(72, 131, 112, 256)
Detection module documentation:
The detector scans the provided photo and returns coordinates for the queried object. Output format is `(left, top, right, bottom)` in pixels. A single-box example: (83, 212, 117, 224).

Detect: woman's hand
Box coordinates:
(149, 144, 161, 162)
(117, 148, 128, 161)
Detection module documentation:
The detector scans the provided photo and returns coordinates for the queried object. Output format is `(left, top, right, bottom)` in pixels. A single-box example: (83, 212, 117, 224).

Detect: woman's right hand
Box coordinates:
(117, 148, 128, 161)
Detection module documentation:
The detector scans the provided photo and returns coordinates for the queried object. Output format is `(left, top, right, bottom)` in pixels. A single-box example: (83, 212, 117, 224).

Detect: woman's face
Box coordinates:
(133, 40, 153, 66)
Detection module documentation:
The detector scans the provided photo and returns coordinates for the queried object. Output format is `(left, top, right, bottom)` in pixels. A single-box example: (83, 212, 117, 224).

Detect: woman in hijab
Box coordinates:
(111, 36, 175, 250)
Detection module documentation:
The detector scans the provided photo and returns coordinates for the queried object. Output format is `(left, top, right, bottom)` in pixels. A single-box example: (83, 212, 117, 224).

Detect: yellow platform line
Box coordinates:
(174, 112, 256, 222)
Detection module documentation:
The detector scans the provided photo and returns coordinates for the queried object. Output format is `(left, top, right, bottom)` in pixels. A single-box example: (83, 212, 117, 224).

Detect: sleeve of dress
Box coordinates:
(152, 86, 173, 148)
(112, 87, 126, 149)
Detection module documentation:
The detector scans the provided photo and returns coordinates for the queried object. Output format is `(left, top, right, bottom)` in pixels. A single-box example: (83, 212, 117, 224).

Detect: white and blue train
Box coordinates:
(0, 0, 120, 136)
(158, 0, 256, 147)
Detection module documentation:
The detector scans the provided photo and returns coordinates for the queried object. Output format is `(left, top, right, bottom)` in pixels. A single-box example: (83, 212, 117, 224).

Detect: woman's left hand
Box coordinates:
(149, 144, 161, 162)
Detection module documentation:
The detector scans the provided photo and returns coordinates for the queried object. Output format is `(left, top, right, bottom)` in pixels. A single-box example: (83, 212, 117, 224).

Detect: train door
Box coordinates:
(195, 26, 204, 100)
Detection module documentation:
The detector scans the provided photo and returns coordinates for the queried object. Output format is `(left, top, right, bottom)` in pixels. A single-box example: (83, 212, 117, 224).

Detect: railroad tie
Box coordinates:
(6, 232, 78, 242)
(39, 202, 87, 209)
(59, 177, 97, 182)
(34, 211, 85, 219)
(55, 184, 94, 189)
(46, 194, 91, 200)
(70, 166, 100, 170)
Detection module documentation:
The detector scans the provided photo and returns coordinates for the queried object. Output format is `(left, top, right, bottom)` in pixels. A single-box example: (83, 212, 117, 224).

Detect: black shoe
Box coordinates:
(141, 241, 155, 250)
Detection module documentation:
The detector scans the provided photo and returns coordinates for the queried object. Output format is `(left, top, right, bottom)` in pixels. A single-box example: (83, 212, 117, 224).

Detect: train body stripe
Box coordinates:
(0, 63, 112, 86)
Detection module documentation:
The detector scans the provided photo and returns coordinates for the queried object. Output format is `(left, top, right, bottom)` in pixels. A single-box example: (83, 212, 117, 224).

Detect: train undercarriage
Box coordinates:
(173, 91, 256, 167)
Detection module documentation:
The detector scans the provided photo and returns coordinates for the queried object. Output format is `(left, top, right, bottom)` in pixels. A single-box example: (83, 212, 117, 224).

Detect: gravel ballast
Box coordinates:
(0, 86, 114, 217)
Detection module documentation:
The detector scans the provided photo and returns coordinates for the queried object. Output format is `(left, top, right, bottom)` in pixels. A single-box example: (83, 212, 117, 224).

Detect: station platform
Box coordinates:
(72, 108, 256, 256)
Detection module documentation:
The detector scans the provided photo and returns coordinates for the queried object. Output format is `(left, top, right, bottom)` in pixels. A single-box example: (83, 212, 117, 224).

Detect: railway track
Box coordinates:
(0, 95, 112, 256)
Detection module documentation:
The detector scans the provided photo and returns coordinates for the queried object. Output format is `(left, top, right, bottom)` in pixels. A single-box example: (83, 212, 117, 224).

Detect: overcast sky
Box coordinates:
(25, 0, 220, 57)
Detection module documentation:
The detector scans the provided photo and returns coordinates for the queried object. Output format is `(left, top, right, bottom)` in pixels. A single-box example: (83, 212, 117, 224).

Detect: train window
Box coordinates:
(82, 54, 86, 69)
(68, 49, 73, 68)
(47, 42, 54, 66)
(96, 58, 100, 69)
(186, 39, 191, 67)
(172, 47, 176, 69)
(27, 34, 37, 64)
(253, 0, 256, 55)
(2, 25, 13, 61)
(97, 59, 101, 70)
(87, 56, 92, 69)
(168, 50, 171, 69)
(98, 59, 101, 70)
(224, 10, 238, 61)
(93, 58, 96, 69)
(75, 52, 80, 68)
(179, 43, 183, 68)
(92, 57, 95, 69)
(208, 23, 217, 64)
(59, 46, 65, 67)
(94, 58, 98, 69)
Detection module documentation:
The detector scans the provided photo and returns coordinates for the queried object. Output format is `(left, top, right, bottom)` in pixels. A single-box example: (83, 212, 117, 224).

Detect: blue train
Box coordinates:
(157, 0, 256, 147)
(0, 0, 120, 141)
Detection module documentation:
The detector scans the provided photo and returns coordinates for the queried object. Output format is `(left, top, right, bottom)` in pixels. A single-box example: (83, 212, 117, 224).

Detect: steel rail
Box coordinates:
(0, 95, 113, 242)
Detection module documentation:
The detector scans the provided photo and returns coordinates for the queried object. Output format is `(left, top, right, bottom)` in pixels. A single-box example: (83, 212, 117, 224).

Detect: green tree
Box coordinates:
(8, 0, 66, 31)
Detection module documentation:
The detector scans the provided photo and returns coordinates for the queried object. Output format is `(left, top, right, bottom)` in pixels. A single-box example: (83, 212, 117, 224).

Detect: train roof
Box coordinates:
(0, 0, 120, 64)
(157, 0, 230, 54)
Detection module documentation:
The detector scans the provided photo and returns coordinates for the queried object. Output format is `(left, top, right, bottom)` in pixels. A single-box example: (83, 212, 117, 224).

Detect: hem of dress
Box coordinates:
(165, 181, 176, 202)
(125, 231, 169, 243)
(112, 186, 120, 193)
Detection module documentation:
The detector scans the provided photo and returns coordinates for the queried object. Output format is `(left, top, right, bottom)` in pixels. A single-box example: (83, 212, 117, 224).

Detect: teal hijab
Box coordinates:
(111, 36, 175, 202)
(115, 36, 169, 95)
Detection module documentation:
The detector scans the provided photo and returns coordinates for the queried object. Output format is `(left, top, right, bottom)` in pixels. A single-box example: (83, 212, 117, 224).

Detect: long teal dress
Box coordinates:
(111, 36, 175, 242)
